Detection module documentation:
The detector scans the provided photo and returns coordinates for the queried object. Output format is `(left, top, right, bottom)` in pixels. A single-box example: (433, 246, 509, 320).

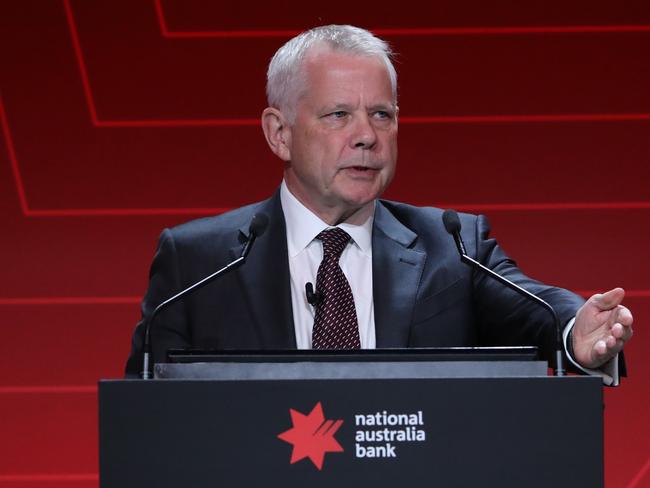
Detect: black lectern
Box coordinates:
(99, 351, 603, 488)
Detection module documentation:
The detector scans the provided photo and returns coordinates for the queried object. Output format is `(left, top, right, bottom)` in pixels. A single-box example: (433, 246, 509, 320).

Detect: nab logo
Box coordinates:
(277, 402, 343, 470)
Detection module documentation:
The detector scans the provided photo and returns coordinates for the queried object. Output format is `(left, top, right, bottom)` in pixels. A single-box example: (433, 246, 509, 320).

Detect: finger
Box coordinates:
(593, 337, 625, 364)
(611, 321, 634, 341)
(594, 339, 608, 356)
(611, 323, 624, 339)
(607, 305, 634, 334)
(591, 287, 625, 311)
(605, 334, 617, 349)
(616, 305, 634, 327)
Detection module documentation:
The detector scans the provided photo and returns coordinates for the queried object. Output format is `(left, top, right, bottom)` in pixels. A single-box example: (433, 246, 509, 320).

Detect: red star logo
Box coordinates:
(277, 402, 344, 470)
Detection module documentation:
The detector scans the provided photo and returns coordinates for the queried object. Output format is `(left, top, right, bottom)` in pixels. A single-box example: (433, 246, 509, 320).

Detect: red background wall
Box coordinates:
(1, 1, 648, 486)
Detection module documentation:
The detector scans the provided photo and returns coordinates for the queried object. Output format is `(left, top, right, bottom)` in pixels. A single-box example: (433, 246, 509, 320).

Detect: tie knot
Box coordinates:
(317, 227, 351, 259)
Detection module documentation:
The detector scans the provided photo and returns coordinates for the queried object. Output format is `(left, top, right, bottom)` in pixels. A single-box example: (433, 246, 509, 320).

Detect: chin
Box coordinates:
(342, 180, 385, 202)
(340, 193, 379, 210)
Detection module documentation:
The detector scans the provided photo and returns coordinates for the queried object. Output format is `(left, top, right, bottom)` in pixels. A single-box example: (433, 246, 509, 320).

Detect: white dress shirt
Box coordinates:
(280, 181, 376, 349)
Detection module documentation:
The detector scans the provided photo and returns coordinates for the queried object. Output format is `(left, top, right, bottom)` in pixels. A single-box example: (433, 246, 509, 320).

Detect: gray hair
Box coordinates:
(266, 25, 397, 123)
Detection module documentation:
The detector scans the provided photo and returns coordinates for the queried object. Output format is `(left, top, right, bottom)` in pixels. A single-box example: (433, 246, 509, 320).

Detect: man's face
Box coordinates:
(283, 49, 398, 224)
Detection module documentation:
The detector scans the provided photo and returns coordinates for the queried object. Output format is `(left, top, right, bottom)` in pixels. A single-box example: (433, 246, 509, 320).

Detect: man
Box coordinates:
(125, 25, 633, 382)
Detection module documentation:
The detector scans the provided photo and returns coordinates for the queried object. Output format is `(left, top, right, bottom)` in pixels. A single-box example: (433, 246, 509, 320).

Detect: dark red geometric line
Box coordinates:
(95, 118, 259, 127)
(15, 202, 650, 218)
(626, 456, 650, 488)
(154, 0, 303, 39)
(23, 207, 231, 217)
(158, 25, 650, 39)
(401, 114, 650, 123)
(154, 0, 650, 38)
(0, 385, 96, 394)
(375, 25, 650, 36)
(66, 115, 650, 127)
(0, 296, 140, 305)
(62, 0, 99, 125)
(0, 95, 29, 215)
(1, 290, 648, 305)
(427, 201, 650, 211)
(0, 474, 98, 482)
(575, 290, 650, 299)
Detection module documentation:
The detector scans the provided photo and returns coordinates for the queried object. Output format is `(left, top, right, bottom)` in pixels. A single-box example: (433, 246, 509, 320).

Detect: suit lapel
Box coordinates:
(373, 202, 426, 347)
(231, 192, 297, 348)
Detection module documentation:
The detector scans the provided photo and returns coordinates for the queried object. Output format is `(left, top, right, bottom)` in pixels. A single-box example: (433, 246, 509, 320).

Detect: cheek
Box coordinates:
(385, 130, 398, 152)
(290, 132, 319, 168)
(316, 135, 346, 167)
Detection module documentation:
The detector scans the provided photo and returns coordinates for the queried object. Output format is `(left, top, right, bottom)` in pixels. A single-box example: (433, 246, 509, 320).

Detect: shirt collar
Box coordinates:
(280, 180, 374, 258)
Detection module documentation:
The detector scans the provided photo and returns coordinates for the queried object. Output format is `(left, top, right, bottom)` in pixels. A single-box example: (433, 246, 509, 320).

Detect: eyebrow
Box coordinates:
(321, 103, 354, 112)
(321, 102, 396, 113)
(368, 103, 396, 112)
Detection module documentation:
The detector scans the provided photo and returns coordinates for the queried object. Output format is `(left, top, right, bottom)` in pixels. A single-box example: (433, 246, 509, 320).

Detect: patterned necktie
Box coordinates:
(311, 228, 361, 349)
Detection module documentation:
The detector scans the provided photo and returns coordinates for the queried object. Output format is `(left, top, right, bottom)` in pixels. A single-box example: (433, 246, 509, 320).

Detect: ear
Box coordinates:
(261, 107, 292, 161)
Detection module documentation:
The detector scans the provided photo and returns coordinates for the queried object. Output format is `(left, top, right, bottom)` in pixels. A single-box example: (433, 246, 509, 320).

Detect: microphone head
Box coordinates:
(249, 213, 269, 238)
(442, 209, 462, 235)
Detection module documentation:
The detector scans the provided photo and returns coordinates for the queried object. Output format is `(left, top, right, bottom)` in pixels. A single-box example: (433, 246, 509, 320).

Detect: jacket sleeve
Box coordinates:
(468, 214, 586, 368)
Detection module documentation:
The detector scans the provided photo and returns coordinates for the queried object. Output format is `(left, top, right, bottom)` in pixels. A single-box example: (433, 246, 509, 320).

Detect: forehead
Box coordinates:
(300, 48, 394, 105)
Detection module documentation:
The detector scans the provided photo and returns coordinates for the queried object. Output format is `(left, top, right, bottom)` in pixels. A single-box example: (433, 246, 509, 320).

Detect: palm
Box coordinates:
(572, 288, 633, 369)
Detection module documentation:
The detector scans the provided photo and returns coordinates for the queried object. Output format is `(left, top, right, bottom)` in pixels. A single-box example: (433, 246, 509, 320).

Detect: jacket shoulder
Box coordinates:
(377, 199, 484, 237)
(165, 200, 267, 246)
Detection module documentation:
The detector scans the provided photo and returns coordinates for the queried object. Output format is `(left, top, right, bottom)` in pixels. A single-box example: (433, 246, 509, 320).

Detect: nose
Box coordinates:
(351, 114, 377, 150)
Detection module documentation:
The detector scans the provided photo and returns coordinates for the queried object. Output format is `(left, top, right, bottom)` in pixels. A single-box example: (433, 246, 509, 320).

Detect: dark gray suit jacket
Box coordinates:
(125, 191, 585, 377)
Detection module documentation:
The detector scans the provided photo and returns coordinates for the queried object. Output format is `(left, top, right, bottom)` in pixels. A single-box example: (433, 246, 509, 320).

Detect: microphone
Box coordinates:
(442, 209, 566, 377)
(141, 213, 269, 379)
(442, 208, 466, 256)
(240, 213, 269, 259)
(305, 282, 322, 306)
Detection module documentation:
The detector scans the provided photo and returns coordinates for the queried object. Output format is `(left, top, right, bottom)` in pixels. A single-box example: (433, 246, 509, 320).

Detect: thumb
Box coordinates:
(591, 287, 625, 311)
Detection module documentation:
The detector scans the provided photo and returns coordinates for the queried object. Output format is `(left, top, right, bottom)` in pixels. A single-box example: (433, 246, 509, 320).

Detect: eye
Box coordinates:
(373, 110, 393, 120)
(328, 110, 348, 119)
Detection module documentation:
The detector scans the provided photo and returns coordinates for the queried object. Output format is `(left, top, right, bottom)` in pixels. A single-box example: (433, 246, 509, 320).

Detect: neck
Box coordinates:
(296, 196, 374, 226)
